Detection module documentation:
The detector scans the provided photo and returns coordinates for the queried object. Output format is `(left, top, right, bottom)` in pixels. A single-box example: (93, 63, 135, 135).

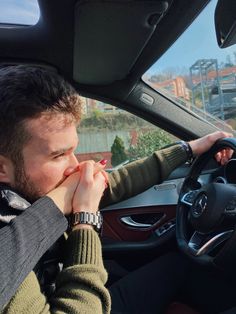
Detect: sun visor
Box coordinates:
(73, 0, 169, 85)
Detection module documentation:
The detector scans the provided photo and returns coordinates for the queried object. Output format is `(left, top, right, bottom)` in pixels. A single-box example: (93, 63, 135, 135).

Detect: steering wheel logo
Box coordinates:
(192, 194, 208, 217)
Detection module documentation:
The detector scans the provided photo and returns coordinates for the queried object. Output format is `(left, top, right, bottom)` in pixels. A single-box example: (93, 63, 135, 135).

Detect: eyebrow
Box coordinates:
(49, 137, 79, 157)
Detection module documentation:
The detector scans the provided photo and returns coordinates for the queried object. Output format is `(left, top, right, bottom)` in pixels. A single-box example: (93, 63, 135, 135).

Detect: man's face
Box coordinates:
(12, 113, 79, 202)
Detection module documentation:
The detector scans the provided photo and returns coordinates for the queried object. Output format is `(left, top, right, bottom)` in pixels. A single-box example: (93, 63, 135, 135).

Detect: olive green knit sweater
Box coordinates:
(1, 229, 111, 314)
(2, 144, 187, 314)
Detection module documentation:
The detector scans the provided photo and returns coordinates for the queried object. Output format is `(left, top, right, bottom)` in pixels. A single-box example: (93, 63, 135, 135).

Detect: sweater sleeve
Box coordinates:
(0, 196, 68, 309)
(101, 144, 188, 207)
(2, 229, 111, 314)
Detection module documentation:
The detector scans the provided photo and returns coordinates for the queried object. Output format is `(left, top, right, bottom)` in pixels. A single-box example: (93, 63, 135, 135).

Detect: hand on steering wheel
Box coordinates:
(177, 138, 236, 269)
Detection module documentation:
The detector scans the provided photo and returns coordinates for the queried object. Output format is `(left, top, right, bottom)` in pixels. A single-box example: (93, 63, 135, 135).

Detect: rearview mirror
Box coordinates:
(215, 0, 236, 48)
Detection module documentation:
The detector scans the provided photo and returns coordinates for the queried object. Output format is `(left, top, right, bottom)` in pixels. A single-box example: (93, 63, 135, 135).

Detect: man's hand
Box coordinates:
(188, 131, 233, 165)
(46, 171, 81, 215)
(71, 161, 107, 231)
(47, 159, 108, 216)
(72, 161, 107, 214)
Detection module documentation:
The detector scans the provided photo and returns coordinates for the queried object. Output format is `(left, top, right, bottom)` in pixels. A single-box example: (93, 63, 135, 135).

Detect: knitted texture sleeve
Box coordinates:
(0, 196, 68, 309)
(2, 229, 111, 314)
(101, 144, 188, 207)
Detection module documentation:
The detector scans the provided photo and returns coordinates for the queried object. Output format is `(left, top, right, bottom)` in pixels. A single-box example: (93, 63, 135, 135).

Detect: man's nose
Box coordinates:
(64, 154, 79, 177)
(70, 153, 79, 168)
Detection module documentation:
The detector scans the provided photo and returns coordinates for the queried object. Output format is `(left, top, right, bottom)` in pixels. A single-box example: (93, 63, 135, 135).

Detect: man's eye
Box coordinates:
(54, 153, 65, 159)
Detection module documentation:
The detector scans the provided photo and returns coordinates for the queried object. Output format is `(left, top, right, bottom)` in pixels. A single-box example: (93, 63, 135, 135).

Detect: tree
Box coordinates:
(111, 136, 127, 166)
(128, 130, 172, 160)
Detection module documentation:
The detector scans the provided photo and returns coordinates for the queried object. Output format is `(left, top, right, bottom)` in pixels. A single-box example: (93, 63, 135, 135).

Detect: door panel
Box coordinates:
(101, 176, 184, 252)
(102, 205, 176, 242)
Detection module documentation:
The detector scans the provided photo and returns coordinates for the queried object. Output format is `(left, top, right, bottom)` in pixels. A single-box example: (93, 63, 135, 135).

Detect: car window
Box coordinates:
(76, 98, 178, 170)
(143, 0, 236, 132)
(0, 0, 39, 26)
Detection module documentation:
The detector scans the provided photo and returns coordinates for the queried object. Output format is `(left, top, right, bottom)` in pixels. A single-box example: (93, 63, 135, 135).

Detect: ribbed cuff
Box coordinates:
(64, 229, 102, 268)
(155, 144, 188, 179)
(162, 144, 188, 163)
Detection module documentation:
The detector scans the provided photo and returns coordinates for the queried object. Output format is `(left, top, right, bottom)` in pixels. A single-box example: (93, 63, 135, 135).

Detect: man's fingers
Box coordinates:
(101, 170, 109, 184)
(93, 159, 107, 175)
(215, 152, 221, 163)
(64, 166, 79, 177)
(80, 160, 107, 185)
(221, 148, 233, 165)
(211, 131, 233, 141)
(215, 148, 234, 165)
(65, 159, 107, 179)
(94, 171, 107, 191)
(226, 148, 234, 159)
(80, 161, 94, 185)
(61, 171, 80, 187)
(220, 149, 227, 165)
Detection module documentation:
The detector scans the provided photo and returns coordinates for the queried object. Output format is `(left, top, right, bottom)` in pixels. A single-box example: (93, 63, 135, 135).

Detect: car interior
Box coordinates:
(1, 0, 236, 313)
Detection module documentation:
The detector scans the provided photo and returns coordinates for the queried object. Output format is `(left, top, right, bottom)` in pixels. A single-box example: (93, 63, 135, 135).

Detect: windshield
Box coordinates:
(143, 0, 236, 132)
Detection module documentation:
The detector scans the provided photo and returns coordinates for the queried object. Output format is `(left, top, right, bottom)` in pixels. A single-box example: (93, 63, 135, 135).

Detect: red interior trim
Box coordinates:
(102, 205, 176, 241)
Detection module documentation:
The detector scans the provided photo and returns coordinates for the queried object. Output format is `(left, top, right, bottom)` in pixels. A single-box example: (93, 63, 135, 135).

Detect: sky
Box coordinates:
(0, 0, 39, 25)
(146, 0, 236, 76)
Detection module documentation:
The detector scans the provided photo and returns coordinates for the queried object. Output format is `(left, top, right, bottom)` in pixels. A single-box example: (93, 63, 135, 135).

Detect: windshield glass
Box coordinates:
(143, 0, 236, 132)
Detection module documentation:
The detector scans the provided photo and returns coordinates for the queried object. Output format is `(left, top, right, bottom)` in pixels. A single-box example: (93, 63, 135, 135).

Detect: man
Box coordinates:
(0, 65, 110, 313)
(0, 65, 232, 313)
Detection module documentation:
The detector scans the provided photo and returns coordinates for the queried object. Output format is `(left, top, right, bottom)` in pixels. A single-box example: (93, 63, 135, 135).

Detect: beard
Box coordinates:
(13, 163, 43, 203)
(13, 161, 66, 204)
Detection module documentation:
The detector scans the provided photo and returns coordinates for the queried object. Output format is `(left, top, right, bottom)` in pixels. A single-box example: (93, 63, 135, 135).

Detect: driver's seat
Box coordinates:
(166, 302, 200, 314)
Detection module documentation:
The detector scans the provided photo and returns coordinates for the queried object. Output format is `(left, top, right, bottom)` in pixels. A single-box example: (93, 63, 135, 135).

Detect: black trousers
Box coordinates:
(109, 252, 236, 314)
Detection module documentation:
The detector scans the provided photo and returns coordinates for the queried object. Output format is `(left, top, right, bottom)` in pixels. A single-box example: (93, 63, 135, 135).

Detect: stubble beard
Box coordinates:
(14, 163, 42, 203)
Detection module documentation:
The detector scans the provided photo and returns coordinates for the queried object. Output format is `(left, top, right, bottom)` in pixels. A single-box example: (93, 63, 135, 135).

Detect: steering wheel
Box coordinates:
(176, 138, 236, 268)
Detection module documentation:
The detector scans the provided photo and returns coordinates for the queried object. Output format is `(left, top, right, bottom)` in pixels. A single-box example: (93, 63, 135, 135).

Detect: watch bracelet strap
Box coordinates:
(70, 211, 102, 230)
(177, 140, 194, 163)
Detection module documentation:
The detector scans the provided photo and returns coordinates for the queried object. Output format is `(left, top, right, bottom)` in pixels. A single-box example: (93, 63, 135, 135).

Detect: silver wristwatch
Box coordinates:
(70, 211, 103, 232)
(176, 140, 194, 163)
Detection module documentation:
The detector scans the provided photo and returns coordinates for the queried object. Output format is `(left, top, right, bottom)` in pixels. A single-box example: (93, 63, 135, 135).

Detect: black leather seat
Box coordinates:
(166, 302, 200, 314)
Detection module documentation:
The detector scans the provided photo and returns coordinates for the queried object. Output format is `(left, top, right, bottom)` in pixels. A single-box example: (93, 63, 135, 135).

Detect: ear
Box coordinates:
(0, 155, 14, 184)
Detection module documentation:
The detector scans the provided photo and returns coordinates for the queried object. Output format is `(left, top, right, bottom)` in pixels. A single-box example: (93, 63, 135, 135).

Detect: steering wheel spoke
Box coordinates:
(224, 197, 236, 219)
(181, 190, 199, 206)
(188, 230, 234, 256)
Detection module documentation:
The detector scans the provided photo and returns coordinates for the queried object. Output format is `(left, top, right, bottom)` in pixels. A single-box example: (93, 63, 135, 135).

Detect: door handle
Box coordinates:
(120, 216, 152, 228)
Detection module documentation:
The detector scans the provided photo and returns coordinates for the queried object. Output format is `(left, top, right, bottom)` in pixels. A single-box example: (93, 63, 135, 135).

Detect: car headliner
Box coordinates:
(0, 0, 224, 139)
(0, 0, 210, 95)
